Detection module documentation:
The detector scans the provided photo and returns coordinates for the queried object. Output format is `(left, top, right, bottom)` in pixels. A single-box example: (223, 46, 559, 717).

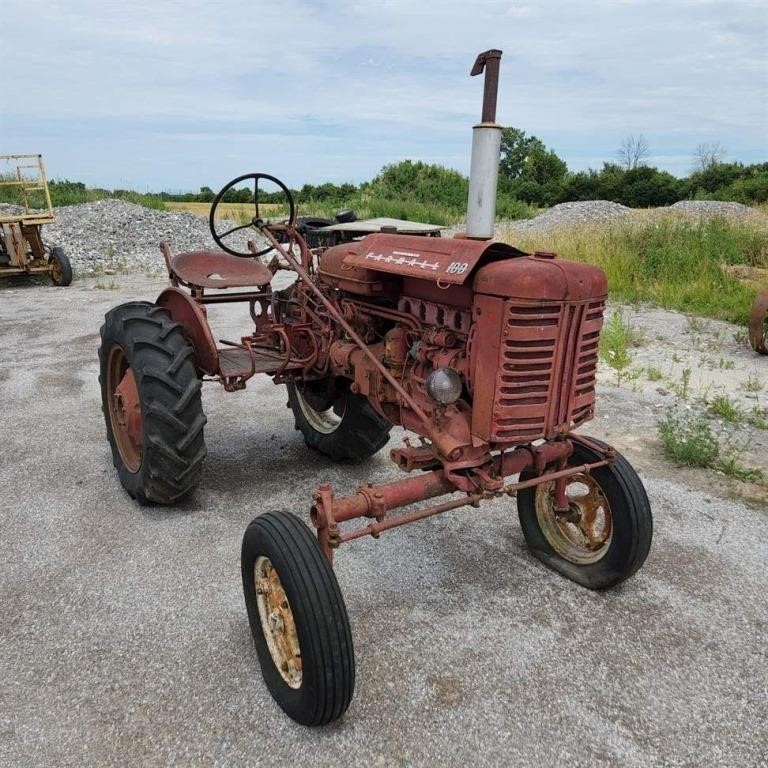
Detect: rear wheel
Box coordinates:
(517, 438, 652, 589)
(287, 379, 391, 461)
(242, 511, 354, 725)
(98, 301, 207, 504)
(49, 246, 72, 286)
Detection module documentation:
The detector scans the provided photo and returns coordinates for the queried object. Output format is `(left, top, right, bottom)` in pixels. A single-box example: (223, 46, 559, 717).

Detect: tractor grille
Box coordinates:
(490, 298, 605, 444)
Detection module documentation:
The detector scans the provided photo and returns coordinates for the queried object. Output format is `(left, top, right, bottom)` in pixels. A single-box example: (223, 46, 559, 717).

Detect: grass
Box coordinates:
(670, 368, 692, 400)
(165, 201, 282, 221)
(506, 217, 768, 324)
(646, 366, 663, 381)
(710, 394, 742, 422)
(741, 373, 764, 393)
(659, 407, 766, 486)
(598, 311, 635, 385)
(0, 176, 166, 211)
(659, 409, 720, 467)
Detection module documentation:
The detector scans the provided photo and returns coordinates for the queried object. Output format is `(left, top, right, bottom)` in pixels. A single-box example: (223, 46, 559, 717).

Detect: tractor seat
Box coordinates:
(170, 249, 272, 289)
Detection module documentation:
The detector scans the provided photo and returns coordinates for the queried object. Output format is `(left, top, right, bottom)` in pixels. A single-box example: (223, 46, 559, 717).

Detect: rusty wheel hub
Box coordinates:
(107, 346, 143, 472)
(254, 556, 302, 689)
(49, 259, 62, 283)
(535, 474, 613, 564)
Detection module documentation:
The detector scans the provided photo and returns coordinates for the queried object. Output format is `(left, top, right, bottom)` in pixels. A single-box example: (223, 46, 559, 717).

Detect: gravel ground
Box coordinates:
(1, 277, 766, 767)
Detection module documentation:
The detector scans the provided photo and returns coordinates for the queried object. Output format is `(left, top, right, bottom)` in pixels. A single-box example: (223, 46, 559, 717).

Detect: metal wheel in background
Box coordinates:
(49, 246, 72, 286)
(748, 291, 768, 354)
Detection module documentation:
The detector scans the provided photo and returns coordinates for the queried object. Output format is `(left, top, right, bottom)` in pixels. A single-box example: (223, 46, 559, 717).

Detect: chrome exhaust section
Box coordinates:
(466, 49, 503, 240)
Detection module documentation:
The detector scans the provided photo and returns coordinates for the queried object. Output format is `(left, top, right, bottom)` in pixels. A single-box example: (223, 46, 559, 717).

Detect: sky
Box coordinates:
(2, 0, 766, 192)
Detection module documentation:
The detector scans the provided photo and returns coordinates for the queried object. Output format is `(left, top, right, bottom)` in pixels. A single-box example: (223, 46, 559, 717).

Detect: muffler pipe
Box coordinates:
(466, 49, 503, 240)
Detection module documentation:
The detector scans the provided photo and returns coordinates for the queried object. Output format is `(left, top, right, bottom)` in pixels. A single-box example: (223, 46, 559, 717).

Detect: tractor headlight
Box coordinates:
(426, 368, 463, 405)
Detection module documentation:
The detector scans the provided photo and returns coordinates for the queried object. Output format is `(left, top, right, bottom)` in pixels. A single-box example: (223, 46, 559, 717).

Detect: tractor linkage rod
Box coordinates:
(337, 458, 610, 545)
(310, 437, 610, 559)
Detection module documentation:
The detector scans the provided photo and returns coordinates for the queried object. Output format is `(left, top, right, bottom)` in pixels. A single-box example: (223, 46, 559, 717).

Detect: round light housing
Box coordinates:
(426, 367, 463, 405)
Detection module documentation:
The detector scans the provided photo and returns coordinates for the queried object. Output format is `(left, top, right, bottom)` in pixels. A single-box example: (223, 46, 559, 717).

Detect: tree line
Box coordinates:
(11, 130, 763, 214)
(168, 129, 766, 211)
(496, 129, 766, 208)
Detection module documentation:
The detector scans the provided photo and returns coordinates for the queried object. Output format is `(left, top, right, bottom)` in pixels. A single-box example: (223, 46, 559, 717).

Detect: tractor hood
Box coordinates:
(327, 233, 528, 286)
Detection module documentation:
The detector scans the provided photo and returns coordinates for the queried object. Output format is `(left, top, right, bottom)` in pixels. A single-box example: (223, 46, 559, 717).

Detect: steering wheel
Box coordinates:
(209, 172, 296, 258)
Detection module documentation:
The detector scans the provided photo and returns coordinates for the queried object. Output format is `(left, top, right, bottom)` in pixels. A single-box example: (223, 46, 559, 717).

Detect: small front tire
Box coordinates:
(517, 438, 652, 589)
(242, 511, 355, 726)
(49, 246, 72, 286)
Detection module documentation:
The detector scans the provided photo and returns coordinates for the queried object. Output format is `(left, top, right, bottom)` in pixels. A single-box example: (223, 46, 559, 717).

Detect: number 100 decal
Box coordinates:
(446, 262, 469, 275)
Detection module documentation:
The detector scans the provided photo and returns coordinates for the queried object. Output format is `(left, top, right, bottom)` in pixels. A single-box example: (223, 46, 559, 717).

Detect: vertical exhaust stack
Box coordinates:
(466, 49, 503, 240)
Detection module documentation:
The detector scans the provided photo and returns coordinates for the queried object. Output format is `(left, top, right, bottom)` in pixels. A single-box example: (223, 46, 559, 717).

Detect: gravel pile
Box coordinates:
(0, 199, 259, 276)
(665, 199, 761, 218)
(495, 198, 767, 238)
(499, 200, 634, 236)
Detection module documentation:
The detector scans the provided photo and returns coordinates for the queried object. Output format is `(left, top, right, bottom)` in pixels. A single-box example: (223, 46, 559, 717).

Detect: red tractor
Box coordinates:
(98, 51, 652, 725)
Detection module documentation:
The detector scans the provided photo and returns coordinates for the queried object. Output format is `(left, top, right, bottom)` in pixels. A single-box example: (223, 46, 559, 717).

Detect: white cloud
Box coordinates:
(1, 0, 765, 187)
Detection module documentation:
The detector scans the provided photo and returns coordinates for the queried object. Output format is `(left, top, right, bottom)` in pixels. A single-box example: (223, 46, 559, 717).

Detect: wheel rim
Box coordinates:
(295, 387, 346, 435)
(254, 556, 302, 689)
(50, 258, 62, 284)
(534, 474, 613, 564)
(106, 345, 143, 473)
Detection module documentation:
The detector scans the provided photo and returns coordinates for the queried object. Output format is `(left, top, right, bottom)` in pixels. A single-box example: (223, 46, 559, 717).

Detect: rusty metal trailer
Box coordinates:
(0, 154, 71, 285)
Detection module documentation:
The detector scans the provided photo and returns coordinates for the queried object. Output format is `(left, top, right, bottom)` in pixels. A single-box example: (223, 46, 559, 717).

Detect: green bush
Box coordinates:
(658, 410, 720, 467)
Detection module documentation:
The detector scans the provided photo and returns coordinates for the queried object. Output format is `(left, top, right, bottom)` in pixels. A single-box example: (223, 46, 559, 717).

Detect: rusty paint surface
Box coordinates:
(156, 287, 220, 374)
(106, 346, 143, 474)
(340, 233, 527, 285)
(534, 473, 613, 564)
(254, 556, 303, 689)
(171, 249, 273, 289)
(748, 290, 768, 354)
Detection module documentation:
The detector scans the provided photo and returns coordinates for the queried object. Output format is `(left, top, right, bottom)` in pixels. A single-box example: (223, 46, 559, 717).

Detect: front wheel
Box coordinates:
(287, 379, 391, 461)
(242, 511, 355, 725)
(517, 438, 652, 589)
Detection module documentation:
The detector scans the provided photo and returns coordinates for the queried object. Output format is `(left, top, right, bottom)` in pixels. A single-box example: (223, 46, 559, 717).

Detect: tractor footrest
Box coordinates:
(218, 347, 303, 378)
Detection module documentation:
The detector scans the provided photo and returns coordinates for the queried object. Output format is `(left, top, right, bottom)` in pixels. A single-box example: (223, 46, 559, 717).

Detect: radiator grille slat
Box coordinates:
(490, 298, 605, 443)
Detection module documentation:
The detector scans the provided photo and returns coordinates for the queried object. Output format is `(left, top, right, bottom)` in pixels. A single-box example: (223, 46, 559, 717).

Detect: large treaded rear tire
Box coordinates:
(517, 438, 652, 590)
(99, 301, 207, 504)
(242, 511, 355, 725)
(287, 381, 391, 462)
